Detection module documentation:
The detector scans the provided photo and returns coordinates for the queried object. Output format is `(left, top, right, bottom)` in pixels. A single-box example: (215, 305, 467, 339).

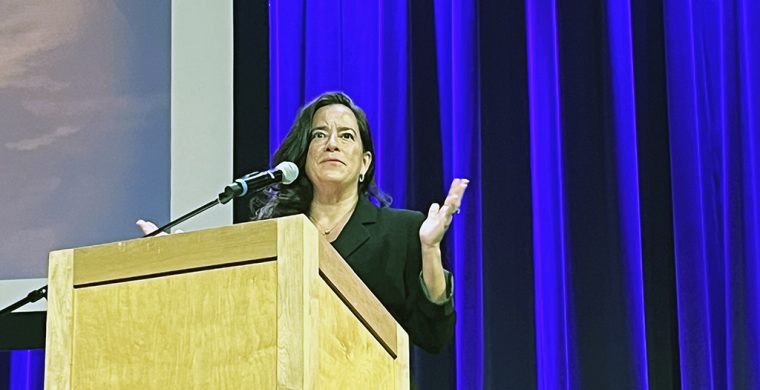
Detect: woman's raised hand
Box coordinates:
(419, 178, 469, 248)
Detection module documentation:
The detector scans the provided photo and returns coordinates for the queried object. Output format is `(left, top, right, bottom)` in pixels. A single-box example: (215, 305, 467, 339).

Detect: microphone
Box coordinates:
(218, 161, 299, 203)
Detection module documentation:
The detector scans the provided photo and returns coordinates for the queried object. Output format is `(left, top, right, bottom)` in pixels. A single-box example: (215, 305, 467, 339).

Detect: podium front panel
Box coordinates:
(45, 216, 409, 389)
(71, 261, 277, 388)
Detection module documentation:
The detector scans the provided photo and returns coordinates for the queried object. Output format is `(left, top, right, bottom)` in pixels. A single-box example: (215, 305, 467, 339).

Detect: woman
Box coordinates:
(138, 92, 467, 353)
(250, 92, 467, 353)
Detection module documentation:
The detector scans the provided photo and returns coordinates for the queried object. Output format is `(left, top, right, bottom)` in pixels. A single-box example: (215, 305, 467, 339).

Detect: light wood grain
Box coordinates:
(317, 277, 395, 389)
(70, 261, 277, 389)
(72, 219, 277, 286)
(44, 249, 74, 390)
(277, 215, 320, 389)
(44, 215, 409, 389)
(318, 237, 398, 357)
(395, 324, 410, 390)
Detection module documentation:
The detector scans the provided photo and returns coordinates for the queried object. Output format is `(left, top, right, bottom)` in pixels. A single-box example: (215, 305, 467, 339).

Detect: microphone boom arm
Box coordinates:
(0, 162, 299, 315)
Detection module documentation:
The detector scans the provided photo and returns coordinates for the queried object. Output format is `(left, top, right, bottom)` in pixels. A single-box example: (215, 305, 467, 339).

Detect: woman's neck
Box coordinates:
(309, 189, 360, 239)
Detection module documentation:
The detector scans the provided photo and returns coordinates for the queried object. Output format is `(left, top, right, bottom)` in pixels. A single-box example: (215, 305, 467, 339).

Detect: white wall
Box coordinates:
(1, 1, 235, 313)
(171, 0, 234, 231)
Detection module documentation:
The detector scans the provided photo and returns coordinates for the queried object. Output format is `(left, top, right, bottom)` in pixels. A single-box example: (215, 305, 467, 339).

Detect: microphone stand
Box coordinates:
(143, 198, 220, 237)
(0, 286, 47, 317)
(0, 187, 239, 317)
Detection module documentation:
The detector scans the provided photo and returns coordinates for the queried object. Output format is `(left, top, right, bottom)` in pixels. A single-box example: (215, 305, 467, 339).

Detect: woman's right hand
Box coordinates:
(136, 219, 183, 236)
(136, 219, 164, 236)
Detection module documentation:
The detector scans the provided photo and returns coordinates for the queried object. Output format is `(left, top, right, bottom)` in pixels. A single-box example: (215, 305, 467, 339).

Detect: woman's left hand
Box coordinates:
(419, 178, 469, 248)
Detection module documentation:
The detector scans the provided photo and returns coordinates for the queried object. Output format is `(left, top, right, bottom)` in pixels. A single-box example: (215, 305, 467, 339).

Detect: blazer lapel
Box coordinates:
(332, 196, 377, 259)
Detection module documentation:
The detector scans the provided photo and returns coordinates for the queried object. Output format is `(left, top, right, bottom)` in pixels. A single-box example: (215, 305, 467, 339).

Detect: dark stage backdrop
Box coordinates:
(235, 0, 760, 389)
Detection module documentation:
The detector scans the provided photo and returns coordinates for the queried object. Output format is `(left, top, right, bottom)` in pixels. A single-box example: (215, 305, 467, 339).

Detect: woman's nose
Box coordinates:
(325, 132, 339, 150)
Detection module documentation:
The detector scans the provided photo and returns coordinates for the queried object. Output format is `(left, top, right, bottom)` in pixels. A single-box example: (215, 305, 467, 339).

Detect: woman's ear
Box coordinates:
(361, 151, 373, 176)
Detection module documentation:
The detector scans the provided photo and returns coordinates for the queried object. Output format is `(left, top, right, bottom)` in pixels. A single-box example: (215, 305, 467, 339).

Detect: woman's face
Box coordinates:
(305, 104, 372, 193)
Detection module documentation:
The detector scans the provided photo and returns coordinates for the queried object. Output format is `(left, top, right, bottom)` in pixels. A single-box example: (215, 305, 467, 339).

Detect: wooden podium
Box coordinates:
(44, 215, 409, 389)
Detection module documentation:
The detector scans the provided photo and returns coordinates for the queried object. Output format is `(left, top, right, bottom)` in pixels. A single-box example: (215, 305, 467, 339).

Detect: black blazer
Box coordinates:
(331, 196, 455, 353)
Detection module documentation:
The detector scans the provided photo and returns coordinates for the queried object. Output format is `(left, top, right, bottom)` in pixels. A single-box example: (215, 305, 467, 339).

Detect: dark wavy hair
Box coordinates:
(249, 92, 392, 220)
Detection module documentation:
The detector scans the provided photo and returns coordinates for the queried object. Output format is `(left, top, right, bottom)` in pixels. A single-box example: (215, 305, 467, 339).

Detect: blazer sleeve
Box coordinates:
(402, 211, 456, 354)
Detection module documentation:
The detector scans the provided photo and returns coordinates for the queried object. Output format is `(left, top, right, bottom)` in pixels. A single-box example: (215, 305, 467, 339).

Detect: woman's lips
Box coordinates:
(321, 159, 345, 165)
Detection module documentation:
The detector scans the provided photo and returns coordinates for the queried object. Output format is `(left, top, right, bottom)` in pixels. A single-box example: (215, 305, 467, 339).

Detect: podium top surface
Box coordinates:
(66, 218, 278, 287)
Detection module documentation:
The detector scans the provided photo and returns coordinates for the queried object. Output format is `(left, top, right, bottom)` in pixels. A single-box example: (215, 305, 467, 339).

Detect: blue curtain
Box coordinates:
(525, 0, 650, 387)
(269, 0, 411, 206)
(431, 1, 483, 388)
(664, 0, 760, 388)
(269, 1, 482, 388)
(0, 350, 45, 389)
(269, 0, 759, 388)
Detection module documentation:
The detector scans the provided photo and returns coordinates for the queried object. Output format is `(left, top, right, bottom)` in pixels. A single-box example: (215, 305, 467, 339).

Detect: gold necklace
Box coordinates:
(309, 203, 356, 236)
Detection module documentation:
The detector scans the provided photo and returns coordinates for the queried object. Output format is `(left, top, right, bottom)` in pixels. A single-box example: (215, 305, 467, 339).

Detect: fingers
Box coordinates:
(426, 178, 470, 219)
(136, 219, 164, 236)
(449, 178, 469, 200)
(428, 203, 440, 218)
(439, 202, 455, 219)
(136, 219, 155, 234)
(420, 179, 469, 246)
(137, 220, 184, 236)
(442, 178, 469, 216)
(422, 177, 471, 223)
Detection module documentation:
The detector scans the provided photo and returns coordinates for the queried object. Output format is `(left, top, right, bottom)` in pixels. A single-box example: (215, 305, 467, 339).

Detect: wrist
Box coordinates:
(420, 241, 441, 252)
(421, 244, 443, 273)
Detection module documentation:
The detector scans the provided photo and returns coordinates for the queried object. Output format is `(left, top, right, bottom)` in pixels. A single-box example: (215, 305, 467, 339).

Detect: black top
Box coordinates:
(330, 195, 455, 353)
